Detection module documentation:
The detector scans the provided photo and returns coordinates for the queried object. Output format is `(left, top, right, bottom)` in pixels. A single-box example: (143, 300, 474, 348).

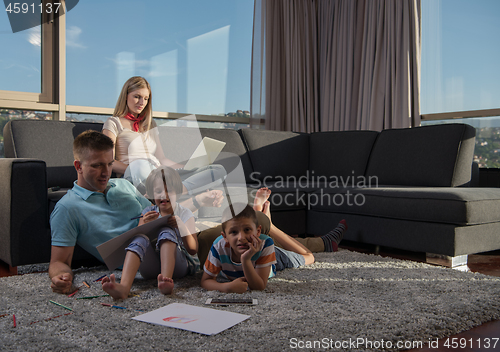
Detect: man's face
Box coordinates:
(75, 148, 114, 192)
(222, 217, 261, 261)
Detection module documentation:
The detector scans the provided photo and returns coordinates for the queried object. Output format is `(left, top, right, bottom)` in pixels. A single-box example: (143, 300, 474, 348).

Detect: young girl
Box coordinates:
(101, 166, 199, 299)
(102, 76, 226, 196)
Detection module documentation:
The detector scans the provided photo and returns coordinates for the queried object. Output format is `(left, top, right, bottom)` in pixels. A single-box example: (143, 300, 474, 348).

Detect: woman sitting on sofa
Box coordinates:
(102, 76, 226, 206)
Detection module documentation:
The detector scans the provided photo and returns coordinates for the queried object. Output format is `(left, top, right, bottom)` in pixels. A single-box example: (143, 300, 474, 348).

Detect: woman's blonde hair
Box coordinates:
(113, 76, 153, 132)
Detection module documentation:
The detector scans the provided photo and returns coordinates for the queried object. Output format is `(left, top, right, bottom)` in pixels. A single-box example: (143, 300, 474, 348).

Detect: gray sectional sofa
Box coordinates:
(3, 119, 500, 269)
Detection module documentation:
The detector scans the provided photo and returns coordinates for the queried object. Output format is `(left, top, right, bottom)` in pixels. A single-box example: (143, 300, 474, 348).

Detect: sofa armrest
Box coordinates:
(0, 158, 50, 266)
(470, 162, 479, 187)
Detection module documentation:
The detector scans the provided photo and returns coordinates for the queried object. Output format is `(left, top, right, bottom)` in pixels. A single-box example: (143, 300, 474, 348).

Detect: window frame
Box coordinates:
(0, 0, 253, 125)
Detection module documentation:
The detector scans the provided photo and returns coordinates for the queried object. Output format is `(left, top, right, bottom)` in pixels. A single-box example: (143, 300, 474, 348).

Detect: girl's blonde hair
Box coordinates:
(113, 76, 153, 132)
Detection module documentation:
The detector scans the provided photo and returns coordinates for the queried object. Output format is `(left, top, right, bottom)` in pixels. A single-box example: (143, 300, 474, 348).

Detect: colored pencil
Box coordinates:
(101, 303, 143, 312)
(68, 288, 79, 297)
(49, 300, 73, 311)
(0, 313, 8, 318)
(67, 280, 92, 297)
(94, 274, 106, 282)
(101, 303, 126, 309)
(30, 312, 73, 325)
(130, 215, 144, 220)
(76, 294, 110, 300)
(13, 314, 16, 328)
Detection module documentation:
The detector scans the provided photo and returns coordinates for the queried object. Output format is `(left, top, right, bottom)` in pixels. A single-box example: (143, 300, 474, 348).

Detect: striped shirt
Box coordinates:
(204, 234, 277, 280)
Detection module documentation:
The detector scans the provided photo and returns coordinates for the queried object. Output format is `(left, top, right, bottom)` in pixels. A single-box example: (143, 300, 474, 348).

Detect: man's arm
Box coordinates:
(200, 272, 248, 293)
(49, 245, 75, 294)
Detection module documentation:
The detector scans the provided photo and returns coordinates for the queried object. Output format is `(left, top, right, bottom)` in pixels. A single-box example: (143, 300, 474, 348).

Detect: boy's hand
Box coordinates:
(139, 211, 159, 225)
(50, 273, 73, 294)
(241, 234, 263, 262)
(227, 277, 248, 293)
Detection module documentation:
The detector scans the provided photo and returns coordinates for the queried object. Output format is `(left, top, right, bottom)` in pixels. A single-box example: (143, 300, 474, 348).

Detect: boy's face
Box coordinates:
(222, 217, 261, 260)
(152, 178, 177, 214)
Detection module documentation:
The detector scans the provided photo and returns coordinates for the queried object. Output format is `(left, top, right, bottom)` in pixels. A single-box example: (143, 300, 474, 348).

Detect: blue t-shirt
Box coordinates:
(50, 179, 151, 262)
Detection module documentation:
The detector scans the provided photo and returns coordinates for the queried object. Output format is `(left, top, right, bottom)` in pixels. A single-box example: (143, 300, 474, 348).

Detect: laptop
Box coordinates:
(176, 137, 226, 174)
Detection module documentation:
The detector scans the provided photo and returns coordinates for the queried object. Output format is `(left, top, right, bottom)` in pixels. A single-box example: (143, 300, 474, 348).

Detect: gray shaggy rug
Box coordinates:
(1, 249, 500, 351)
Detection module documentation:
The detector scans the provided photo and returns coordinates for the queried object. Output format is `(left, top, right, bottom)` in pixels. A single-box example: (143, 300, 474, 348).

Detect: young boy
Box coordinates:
(201, 204, 315, 293)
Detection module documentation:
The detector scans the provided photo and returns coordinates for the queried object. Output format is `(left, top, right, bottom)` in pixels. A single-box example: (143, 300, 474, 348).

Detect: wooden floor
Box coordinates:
(2, 244, 499, 351)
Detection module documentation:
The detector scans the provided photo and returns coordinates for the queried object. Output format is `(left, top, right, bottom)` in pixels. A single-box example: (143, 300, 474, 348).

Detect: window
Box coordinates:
(0, 10, 42, 93)
(421, 0, 500, 168)
(421, 0, 500, 114)
(65, 0, 254, 117)
(422, 117, 500, 168)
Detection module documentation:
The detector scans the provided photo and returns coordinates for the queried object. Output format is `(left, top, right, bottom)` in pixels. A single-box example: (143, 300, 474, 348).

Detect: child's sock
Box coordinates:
(321, 220, 347, 252)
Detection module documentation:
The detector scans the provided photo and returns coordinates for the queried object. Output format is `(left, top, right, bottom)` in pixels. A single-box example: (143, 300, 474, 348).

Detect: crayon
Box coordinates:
(12, 314, 16, 328)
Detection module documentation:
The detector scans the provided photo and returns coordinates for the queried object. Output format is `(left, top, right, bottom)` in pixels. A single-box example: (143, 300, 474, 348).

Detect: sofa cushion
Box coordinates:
(309, 186, 500, 226)
(365, 124, 475, 187)
(240, 129, 309, 181)
(4, 120, 104, 188)
(307, 211, 500, 257)
(309, 130, 378, 181)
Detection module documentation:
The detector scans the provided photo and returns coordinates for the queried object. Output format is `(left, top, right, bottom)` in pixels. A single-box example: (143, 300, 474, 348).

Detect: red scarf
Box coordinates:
(123, 113, 143, 132)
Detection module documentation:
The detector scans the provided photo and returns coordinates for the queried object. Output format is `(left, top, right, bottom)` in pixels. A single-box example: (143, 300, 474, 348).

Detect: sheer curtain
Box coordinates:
(251, 0, 421, 132)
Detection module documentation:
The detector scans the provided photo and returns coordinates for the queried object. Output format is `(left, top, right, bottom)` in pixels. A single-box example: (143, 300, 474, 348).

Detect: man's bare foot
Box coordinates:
(101, 274, 130, 300)
(253, 187, 271, 212)
(262, 200, 271, 220)
(158, 274, 175, 295)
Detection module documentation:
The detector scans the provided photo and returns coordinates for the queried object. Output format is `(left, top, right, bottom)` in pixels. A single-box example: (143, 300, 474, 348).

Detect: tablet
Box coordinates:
(183, 137, 226, 171)
(205, 298, 257, 306)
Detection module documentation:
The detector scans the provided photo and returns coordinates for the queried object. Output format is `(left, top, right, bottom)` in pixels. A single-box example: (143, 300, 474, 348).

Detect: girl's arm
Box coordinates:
(167, 215, 198, 255)
(102, 129, 129, 175)
(180, 216, 198, 255)
(138, 210, 159, 226)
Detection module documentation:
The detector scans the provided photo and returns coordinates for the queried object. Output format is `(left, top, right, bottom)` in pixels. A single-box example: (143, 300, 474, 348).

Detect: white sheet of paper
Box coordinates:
(96, 215, 171, 270)
(132, 303, 250, 335)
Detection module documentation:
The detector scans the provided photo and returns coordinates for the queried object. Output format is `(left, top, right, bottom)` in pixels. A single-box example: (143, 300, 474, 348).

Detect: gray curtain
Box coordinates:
(250, 0, 421, 132)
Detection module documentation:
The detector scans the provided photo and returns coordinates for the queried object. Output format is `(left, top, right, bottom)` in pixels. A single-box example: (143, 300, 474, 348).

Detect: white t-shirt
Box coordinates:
(103, 116, 160, 168)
